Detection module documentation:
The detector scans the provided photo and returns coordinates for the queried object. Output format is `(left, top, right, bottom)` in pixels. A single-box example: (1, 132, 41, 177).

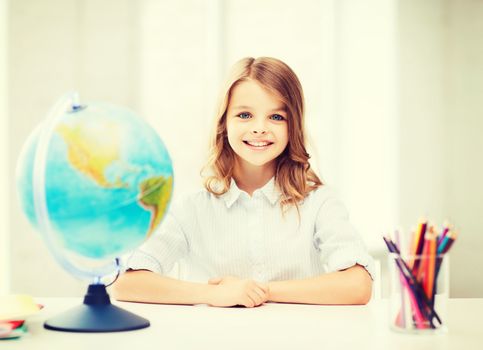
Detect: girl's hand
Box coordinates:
(207, 276, 269, 308)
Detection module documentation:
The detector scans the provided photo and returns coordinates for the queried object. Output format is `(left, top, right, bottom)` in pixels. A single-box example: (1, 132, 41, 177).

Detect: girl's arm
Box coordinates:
(267, 265, 372, 305)
(111, 270, 268, 307)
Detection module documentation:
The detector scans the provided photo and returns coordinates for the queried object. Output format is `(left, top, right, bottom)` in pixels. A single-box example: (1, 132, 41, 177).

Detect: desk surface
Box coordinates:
(2, 298, 482, 350)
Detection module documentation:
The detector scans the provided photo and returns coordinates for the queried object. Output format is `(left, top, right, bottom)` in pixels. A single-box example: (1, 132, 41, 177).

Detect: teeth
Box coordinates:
(246, 141, 271, 147)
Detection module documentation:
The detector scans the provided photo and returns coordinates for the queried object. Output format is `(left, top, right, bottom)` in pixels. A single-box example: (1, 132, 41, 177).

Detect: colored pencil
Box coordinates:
(411, 220, 427, 274)
(383, 237, 441, 328)
(384, 220, 458, 330)
(426, 228, 437, 298)
(437, 221, 450, 247)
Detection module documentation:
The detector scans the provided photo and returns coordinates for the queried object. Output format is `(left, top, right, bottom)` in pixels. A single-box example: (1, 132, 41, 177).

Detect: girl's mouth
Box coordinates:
(243, 140, 274, 150)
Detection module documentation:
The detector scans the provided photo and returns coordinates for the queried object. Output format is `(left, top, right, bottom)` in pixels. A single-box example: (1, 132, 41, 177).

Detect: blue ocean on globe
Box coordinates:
(16, 101, 173, 262)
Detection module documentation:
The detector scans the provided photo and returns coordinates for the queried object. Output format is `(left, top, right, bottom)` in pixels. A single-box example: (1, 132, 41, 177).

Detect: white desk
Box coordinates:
(2, 298, 482, 350)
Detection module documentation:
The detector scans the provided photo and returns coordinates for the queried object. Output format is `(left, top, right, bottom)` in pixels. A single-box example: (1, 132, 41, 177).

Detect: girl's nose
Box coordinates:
(251, 119, 267, 134)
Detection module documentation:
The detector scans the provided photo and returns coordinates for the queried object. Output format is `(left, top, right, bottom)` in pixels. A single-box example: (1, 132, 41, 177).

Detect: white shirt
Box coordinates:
(126, 178, 374, 282)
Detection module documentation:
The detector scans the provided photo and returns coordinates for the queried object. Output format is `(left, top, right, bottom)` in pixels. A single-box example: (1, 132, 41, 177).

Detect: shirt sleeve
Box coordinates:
(313, 192, 375, 280)
(125, 199, 189, 275)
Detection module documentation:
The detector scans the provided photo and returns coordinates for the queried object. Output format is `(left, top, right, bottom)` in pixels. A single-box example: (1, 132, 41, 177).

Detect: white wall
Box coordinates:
(396, 0, 447, 298)
(136, 0, 212, 198)
(334, 0, 399, 252)
(10, 0, 398, 296)
(7, 0, 483, 297)
(443, 0, 483, 297)
(8, 0, 139, 296)
(1, 0, 9, 295)
(398, 0, 446, 229)
(398, 0, 483, 297)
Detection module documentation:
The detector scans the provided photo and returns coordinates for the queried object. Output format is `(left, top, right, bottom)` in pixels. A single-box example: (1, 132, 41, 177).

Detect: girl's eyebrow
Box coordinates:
(270, 106, 287, 112)
(232, 105, 286, 112)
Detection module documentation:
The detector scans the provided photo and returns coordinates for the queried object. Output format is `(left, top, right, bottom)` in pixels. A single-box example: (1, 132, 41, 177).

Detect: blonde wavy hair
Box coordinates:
(202, 57, 322, 211)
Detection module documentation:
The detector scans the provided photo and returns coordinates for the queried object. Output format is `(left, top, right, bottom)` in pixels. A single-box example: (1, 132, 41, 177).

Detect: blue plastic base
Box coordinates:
(44, 284, 150, 332)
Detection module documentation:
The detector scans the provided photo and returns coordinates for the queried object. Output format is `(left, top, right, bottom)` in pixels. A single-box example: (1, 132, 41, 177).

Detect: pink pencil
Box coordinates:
(400, 275, 428, 329)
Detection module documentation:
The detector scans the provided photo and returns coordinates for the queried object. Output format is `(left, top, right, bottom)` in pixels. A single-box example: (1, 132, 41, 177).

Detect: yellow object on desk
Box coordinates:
(0, 294, 42, 321)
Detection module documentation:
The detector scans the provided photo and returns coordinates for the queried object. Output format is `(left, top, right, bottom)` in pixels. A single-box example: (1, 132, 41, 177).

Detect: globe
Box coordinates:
(14, 93, 173, 332)
(16, 93, 174, 280)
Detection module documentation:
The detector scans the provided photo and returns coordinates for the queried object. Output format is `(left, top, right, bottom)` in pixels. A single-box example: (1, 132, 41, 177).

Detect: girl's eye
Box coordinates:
(270, 114, 285, 121)
(237, 112, 251, 119)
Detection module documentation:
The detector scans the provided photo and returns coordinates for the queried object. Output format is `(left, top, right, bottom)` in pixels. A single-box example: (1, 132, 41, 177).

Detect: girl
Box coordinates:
(112, 57, 374, 307)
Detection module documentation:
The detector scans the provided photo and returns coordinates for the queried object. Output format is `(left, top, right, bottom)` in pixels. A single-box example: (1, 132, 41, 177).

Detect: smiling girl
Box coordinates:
(112, 57, 374, 307)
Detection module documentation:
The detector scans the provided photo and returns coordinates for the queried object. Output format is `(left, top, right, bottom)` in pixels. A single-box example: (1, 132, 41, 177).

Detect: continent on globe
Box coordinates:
(56, 120, 128, 189)
(139, 175, 173, 237)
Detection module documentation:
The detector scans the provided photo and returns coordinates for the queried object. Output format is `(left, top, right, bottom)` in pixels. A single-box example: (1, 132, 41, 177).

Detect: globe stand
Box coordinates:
(44, 284, 150, 332)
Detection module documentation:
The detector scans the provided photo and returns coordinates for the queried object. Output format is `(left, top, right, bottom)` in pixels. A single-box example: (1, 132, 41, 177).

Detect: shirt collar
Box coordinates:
(223, 177, 281, 208)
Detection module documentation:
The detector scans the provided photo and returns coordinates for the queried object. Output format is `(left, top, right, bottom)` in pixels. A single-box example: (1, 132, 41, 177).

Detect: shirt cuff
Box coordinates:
(325, 248, 375, 280)
(125, 250, 164, 275)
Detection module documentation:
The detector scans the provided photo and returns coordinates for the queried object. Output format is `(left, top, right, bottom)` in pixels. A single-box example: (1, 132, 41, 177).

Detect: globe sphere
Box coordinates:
(16, 94, 173, 278)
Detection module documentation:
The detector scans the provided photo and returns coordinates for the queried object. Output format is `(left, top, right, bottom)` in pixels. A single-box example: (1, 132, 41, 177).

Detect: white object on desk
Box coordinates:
(2, 298, 481, 350)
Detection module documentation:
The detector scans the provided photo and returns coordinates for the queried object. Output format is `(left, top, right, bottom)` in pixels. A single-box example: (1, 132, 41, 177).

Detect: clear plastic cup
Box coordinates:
(387, 253, 449, 334)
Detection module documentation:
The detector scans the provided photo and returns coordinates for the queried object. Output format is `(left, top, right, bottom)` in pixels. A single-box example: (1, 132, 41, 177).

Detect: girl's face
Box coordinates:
(226, 79, 289, 173)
